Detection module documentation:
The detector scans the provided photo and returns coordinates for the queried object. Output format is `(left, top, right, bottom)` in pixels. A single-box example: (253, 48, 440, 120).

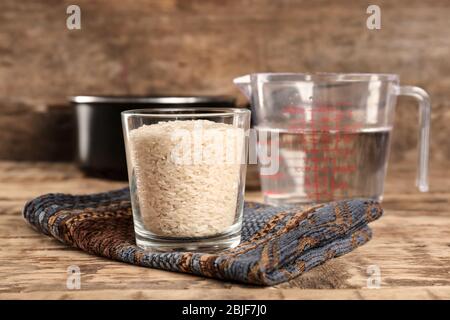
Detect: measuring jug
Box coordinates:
(234, 73, 430, 205)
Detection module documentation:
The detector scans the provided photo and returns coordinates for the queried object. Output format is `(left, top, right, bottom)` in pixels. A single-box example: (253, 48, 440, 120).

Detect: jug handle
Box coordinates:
(397, 85, 431, 192)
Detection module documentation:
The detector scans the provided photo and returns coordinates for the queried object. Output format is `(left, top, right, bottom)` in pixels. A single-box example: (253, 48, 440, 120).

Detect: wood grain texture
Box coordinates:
(1, 0, 450, 163)
(0, 161, 449, 299)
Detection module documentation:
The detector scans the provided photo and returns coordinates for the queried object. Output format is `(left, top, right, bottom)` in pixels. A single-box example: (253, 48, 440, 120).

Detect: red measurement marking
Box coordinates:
(257, 104, 362, 201)
(282, 105, 355, 115)
(273, 148, 355, 156)
(263, 190, 284, 196)
(280, 105, 362, 201)
(259, 172, 286, 179)
(304, 179, 349, 189)
(294, 165, 356, 173)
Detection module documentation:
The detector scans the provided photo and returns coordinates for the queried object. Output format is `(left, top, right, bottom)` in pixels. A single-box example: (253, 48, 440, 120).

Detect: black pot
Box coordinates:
(70, 95, 236, 180)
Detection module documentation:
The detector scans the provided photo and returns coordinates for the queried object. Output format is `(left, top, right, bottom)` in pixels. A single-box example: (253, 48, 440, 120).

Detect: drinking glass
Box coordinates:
(122, 108, 250, 251)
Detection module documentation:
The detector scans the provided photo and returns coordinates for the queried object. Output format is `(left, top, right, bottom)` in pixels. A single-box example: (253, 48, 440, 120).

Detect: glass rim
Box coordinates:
(238, 72, 400, 83)
(121, 107, 250, 118)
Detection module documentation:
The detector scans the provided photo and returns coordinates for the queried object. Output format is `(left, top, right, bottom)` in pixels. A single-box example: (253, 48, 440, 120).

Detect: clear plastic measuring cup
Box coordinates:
(234, 73, 431, 205)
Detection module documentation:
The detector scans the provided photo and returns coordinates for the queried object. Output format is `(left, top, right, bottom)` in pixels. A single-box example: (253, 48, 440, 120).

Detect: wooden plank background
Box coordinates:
(0, 0, 449, 164)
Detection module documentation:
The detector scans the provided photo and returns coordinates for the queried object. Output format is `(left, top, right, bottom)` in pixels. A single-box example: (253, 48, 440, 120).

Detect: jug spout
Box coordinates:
(233, 75, 252, 101)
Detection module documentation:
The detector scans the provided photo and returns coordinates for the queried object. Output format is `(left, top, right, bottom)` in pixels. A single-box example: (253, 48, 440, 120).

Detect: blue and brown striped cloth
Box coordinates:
(23, 188, 382, 286)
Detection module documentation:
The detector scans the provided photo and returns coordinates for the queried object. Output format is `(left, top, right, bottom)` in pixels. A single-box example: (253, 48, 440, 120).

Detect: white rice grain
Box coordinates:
(129, 120, 244, 238)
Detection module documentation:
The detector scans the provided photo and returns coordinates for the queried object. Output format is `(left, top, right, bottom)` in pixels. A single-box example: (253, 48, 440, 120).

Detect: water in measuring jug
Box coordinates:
(234, 73, 431, 205)
(257, 126, 392, 205)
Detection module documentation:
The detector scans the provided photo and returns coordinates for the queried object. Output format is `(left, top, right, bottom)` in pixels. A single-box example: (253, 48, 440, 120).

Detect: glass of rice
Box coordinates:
(122, 108, 250, 251)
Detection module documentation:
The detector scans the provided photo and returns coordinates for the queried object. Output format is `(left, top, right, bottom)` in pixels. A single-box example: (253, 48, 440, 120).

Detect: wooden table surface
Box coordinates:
(0, 161, 449, 300)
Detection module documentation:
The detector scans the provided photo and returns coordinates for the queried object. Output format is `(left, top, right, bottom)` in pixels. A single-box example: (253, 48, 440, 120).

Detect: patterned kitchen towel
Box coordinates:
(23, 188, 382, 286)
